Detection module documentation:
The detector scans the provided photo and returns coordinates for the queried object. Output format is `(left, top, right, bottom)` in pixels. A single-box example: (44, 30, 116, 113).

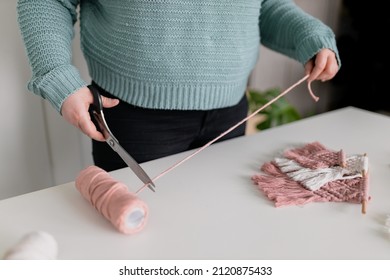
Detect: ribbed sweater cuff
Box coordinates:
(29, 65, 87, 113)
(296, 36, 341, 68)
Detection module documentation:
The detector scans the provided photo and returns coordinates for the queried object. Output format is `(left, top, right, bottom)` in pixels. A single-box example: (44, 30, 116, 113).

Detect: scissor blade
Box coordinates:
(109, 139, 156, 192)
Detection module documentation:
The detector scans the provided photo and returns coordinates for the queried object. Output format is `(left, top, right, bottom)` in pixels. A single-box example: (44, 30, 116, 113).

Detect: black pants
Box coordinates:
(92, 83, 248, 172)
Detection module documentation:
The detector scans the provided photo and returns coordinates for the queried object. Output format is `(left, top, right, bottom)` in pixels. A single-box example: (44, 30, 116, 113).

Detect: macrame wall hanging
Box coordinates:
(252, 141, 370, 213)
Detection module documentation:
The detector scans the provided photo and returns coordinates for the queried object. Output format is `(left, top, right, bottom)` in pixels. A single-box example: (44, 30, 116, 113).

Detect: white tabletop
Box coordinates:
(1, 106, 390, 260)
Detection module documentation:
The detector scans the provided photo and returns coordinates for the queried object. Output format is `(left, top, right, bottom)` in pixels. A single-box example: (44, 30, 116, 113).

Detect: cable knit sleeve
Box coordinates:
(17, 0, 87, 113)
(259, 0, 341, 67)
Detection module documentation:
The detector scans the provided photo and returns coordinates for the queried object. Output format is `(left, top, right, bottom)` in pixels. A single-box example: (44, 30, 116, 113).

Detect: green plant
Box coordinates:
(247, 87, 301, 131)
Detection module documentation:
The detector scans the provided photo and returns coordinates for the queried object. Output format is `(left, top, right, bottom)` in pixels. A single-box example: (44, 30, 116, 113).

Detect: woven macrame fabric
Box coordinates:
(252, 142, 370, 208)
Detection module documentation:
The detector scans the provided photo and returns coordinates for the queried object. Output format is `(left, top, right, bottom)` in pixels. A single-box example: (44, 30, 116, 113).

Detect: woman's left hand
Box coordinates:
(305, 48, 339, 82)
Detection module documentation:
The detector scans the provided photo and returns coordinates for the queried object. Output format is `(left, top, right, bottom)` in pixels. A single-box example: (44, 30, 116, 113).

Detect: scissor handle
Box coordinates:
(87, 84, 103, 112)
(87, 84, 105, 135)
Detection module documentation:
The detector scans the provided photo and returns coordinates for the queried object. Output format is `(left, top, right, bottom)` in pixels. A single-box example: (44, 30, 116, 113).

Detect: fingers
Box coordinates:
(86, 96, 118, 141)
(305, 49, 339, 82)
(79, 96, 119, 141)
(77, 113, 106, 142)
(101, 95, 120, 108)
(304, 60, 314, 77)
(61, 86, 121, 141)
(61, 87, 106, 142)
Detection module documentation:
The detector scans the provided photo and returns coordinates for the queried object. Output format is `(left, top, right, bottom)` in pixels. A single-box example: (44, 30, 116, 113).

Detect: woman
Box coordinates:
(17, 0, 340, 171)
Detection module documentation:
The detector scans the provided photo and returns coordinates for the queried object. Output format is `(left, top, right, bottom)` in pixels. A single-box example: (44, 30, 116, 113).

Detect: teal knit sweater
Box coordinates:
(17, 0, 340, 113)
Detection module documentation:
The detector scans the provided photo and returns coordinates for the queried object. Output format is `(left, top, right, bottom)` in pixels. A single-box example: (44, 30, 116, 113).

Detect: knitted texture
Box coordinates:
(17, 0, 340, 113)
(252, 142, 370, 208)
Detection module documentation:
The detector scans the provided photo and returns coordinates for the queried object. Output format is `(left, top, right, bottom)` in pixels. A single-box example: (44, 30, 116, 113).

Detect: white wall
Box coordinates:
(0, 1, 53, 199)
(0, 2, 92, 199)
(0, 0, 341, 200)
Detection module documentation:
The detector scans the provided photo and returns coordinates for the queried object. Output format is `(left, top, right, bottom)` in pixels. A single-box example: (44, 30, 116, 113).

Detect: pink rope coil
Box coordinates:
(75, 165, 149, 234)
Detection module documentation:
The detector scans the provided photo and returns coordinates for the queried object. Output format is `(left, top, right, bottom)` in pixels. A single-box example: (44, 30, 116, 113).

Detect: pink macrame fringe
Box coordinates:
(252, 162, 322, 207)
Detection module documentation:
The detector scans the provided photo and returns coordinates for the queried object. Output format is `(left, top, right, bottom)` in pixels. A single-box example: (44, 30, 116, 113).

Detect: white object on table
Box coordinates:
(3, 231, 58, 260)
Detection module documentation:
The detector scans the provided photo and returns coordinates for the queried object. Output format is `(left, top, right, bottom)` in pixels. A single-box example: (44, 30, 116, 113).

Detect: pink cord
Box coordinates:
(136, 75, 317, 194)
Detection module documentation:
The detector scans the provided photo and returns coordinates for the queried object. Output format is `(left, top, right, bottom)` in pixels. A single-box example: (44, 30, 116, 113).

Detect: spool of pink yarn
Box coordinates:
(75, 166, 148, 234)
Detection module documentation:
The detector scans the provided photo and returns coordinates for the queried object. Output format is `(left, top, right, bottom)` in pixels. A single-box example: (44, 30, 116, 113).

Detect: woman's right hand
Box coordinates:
(61, 86, 119, 141)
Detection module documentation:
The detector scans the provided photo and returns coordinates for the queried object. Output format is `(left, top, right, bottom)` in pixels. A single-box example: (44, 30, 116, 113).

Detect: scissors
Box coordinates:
(87, 84, 156, 192)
